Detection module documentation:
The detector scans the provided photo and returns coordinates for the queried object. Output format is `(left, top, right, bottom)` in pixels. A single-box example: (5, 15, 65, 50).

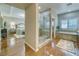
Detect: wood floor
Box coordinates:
(0, 34, 79, 56)
(25, 42, 65, 56)
(0, 36, 25, 56)
(25, 38, 78, 56)
(0, 36, 64, 56)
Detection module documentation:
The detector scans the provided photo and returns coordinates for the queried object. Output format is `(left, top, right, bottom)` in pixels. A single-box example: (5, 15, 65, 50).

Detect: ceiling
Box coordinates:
(39, 3, 79, 14)
(6, 3, 31, 10)
(6, 3, 79, 14)
(0, 4, 25, 18)
(39, 3, 60, 12)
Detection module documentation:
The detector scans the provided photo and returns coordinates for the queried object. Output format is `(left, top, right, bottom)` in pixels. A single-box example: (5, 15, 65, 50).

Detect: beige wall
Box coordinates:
(25, 4, 39, 51)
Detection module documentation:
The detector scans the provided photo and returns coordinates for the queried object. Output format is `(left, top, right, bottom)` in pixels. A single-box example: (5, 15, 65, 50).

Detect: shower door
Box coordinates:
(39, 10, 51, 46)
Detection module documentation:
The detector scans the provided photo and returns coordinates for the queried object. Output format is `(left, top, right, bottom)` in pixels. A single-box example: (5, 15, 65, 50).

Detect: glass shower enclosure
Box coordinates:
(39, 10, 51, 47)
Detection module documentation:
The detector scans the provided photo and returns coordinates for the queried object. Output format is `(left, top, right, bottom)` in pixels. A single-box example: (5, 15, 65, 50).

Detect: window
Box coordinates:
(61, 20, 68, 29)
(69, 18, 77, 30)
(58, 11, 79, 31)
(60, 19, 78, 31)
(60, 19, 78, 30)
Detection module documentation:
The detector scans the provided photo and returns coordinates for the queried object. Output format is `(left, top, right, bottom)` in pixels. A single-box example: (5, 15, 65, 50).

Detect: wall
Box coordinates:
(25, 4, 39, 51)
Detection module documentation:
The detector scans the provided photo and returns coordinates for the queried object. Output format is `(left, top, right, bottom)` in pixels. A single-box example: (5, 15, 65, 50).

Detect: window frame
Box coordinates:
(57, 10, 79, 32)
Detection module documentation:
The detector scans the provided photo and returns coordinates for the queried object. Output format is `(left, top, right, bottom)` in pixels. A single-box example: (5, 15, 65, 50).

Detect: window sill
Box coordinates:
(57, 31, 78, 35)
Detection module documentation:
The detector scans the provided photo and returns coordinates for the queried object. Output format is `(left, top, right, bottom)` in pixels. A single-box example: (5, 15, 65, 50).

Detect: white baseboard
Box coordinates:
(39, 39, 51, 49)
(25, 42, 39, 52)
(25, 39, 51, 52)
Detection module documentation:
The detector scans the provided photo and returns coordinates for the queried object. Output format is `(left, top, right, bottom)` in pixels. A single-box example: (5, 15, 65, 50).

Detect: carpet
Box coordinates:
(56, 39, 76, 54)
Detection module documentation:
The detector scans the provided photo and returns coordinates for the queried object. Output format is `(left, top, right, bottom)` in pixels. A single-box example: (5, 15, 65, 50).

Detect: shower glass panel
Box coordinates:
(39, 11, 50, 45)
